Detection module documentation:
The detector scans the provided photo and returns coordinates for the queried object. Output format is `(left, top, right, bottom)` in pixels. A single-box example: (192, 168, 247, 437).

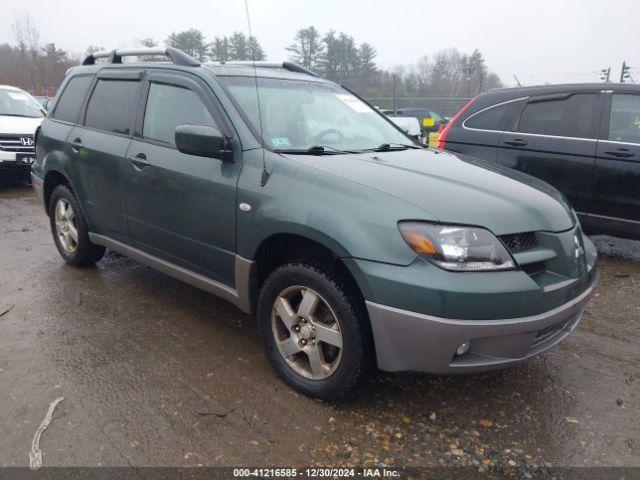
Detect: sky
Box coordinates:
(1, 0, 638, 87)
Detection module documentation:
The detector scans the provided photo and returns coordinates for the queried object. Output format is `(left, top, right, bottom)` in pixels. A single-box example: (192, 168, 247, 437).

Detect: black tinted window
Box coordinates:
(465, 101, 521, 131)
(609, 94, 640, 144)
(52, 76, 93, 123)
(518, 93, 598, 139)
(84, 79, 139, 134)
(143, 83, 216, 146)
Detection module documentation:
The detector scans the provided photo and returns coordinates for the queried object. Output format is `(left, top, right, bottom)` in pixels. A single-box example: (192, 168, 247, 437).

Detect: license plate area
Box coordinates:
(17, 154, 36, 165)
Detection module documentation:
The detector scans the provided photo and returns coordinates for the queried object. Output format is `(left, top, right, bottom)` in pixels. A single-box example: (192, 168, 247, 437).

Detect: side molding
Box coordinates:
(89, 233, 255, 314)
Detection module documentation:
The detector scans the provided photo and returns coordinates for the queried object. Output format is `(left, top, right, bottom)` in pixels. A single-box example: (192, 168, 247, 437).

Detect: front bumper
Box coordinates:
(0, 151, 36, 171)
(367, 271, 598, 373)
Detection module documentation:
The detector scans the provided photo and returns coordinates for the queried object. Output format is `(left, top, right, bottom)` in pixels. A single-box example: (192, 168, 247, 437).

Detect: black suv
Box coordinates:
(438, 84, 640, 240)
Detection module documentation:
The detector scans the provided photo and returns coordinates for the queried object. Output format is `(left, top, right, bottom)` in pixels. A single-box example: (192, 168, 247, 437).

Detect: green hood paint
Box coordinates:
(284, 148, 575, 235)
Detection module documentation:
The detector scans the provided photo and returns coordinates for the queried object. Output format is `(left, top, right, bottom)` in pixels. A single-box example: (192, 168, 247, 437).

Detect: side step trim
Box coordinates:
(89, 233, 254, 314)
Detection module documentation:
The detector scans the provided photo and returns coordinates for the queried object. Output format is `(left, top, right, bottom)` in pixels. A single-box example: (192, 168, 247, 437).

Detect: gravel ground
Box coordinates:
(0, 183, 638, 474)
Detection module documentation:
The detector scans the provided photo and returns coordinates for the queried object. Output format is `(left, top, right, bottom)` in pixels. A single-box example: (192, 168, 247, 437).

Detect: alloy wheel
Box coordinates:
(271, 285, 343, 380)
(54, 198, 78, 253)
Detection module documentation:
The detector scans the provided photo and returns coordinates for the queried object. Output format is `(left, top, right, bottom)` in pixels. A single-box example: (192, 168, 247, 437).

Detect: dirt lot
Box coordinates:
(1, 184, 639, 472)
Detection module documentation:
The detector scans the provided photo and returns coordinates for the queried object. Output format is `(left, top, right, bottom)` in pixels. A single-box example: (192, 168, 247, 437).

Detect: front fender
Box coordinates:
(236, 151, 431, 266)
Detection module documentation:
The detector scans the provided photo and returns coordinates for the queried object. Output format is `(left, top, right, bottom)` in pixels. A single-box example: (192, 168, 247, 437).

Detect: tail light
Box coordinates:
(437, 96, 477, 150)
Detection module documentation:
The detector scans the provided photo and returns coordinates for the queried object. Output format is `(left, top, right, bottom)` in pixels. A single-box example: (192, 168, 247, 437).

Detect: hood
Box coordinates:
(284, 148, 575, 235)
(0, 116, 43, 135)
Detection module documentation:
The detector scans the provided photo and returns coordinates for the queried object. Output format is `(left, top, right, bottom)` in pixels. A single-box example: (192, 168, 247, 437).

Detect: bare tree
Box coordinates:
(12, 13, 41, 92)
(0, 13, 75, 95)
(286, 26, 324, 70)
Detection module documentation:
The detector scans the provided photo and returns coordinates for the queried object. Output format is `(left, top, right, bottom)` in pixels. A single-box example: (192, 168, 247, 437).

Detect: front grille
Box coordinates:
(0, 135, 35, 154)
(534, 318, 571, 346)
(499, 232, 537, 252)
(537, 321, 564, 338)
(522, 261, 546, 277)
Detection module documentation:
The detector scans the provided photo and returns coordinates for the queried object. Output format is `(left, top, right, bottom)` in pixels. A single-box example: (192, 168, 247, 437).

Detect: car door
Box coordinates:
(590, 92, 640, 238)
(69, 69, 143, 243)
(125, 71, 240, 286)
(450, 97, 525, 161)
(497, 92, 602, 216)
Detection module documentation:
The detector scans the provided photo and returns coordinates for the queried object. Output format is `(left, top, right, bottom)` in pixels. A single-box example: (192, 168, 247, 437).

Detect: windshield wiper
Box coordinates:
(274, 145, 351, 155)
(369, 142, 423, 152)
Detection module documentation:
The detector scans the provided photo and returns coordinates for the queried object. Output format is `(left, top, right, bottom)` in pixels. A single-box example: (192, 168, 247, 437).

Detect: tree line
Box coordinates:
(285, 26, 503, 103)
(0, 15, 77, 96)
(0, 16, 503, 105)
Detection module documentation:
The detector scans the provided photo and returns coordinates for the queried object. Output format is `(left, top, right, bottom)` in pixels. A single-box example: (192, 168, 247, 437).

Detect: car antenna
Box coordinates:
(244, 0, 270, 187)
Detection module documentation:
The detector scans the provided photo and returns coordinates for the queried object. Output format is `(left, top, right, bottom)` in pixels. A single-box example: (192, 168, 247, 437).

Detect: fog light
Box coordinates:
(456, 341, 470, 356)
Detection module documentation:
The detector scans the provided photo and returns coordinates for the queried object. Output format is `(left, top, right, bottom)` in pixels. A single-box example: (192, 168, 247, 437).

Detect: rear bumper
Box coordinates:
(367, 272, 598, 373)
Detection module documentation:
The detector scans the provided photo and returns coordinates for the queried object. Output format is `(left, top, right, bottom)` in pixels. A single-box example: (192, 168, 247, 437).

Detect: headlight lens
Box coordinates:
(398, 221, 516, 272)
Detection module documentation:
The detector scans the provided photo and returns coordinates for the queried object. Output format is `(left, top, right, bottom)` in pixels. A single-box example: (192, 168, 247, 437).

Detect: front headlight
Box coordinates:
(398, 221, 516, 272)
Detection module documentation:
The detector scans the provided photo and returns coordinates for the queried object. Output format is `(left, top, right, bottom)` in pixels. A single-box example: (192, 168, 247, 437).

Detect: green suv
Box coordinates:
(32, 48, 598, 399)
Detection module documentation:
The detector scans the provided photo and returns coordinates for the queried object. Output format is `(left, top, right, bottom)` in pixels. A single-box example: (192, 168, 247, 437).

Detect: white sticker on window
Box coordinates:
(271, 136, 291, 147)
(336, 94, 370, 113)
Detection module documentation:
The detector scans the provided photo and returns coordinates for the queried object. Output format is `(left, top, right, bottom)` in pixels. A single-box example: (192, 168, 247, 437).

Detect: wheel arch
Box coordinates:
(43, 169, 72, 215)
(247, 232, 368, 317)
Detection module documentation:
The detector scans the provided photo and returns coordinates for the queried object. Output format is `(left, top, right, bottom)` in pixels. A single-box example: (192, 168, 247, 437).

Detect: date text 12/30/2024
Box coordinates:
(233, 468, 401, 478)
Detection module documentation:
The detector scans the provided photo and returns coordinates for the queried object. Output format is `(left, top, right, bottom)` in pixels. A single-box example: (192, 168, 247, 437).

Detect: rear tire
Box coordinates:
(257, 261, 371, 401)
(49, 184, 105, 267)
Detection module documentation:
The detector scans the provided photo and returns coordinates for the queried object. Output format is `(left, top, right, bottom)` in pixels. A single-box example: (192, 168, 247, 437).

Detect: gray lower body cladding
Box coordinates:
(366, 273, 598, 374)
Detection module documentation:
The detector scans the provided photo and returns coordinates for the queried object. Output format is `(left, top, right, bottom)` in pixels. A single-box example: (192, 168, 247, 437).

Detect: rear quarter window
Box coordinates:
(52, 75, 94, 123)
(84, 79, 140, 135)
(517, 93, 599, 139)
(464, 100, 522, 131)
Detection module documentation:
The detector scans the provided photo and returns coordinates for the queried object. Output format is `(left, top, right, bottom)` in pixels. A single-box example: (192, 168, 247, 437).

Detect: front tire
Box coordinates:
(49, 184, 105, 266)
(257, 262, 371, 400)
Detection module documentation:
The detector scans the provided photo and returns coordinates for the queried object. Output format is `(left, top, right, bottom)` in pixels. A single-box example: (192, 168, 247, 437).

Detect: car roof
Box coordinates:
(202, 63, 332, 83)
(65, 61, 332, 88)
(0, 85, 24, 92)
(483, 82, 640, 100)
(72, 48, 330, 85)
(464, 82, 640, 114)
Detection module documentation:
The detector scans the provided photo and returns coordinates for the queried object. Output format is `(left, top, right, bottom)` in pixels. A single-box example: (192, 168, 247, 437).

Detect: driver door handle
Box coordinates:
(128, 153, 150, 169)
(71, 138, 83, 153)
(504, 138, 528, 147)
(603, 148, 635, 158)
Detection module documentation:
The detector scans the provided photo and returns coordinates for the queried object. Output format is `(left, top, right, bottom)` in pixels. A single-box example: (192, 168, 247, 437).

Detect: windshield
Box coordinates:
(220, 76, 414, 152)
(0, 89, 45, 118)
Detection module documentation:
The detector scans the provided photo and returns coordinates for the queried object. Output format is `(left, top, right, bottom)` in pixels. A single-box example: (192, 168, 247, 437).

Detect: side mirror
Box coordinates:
(175, 125, 233, 162)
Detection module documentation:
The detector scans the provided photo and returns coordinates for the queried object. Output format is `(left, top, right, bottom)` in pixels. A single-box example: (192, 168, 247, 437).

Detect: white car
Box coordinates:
(388, 116, 423, 142)
(0, 85, 46, 182)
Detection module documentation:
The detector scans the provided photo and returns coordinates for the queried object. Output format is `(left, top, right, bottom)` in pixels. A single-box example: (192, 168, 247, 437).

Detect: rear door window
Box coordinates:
(142, 82, 217, 146)
(465, 100, 522, 131)
(609, 94, 640, 144)
(517, 93, 599, 139)
(84, 79, 140, 135)
(52, 76, 93, 123)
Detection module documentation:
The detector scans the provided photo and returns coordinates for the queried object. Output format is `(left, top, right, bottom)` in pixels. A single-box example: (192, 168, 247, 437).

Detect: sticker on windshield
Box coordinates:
(336, 94, 370, 113)
(271, 137, 291, 147)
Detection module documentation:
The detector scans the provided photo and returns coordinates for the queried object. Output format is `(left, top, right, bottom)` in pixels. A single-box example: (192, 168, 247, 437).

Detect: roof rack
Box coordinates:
(81, 47, 200, 67)
(217, 61, 319, 78)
